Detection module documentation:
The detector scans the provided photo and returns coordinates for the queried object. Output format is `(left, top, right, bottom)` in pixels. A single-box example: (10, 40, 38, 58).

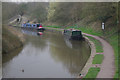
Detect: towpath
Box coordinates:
(83, 33, 115, 78)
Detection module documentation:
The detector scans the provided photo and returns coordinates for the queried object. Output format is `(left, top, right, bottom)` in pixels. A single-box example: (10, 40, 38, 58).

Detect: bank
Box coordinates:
(2, 25, 25, 54)
(44, 26, 118, 78)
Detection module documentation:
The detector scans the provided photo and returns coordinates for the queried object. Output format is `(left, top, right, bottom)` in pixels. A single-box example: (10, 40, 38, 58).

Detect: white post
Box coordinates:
(102, 22, 105, 30)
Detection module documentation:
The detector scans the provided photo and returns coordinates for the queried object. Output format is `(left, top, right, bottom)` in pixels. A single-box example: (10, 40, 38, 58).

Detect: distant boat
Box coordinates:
(21, 23, 45, 32)
(63, 29, 83, 40)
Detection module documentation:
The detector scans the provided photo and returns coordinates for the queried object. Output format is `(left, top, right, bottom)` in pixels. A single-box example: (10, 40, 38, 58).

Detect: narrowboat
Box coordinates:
(22, 23, 45, 31)
(64, 29, 83, 40)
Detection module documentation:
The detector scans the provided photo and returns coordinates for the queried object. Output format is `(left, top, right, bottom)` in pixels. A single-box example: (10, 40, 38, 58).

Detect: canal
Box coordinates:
(3, 29, 91, 78)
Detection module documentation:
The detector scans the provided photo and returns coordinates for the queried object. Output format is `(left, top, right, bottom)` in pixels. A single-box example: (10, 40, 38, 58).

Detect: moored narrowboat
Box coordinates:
(64, 29, 83, 40)
(21, 23, 45, 32)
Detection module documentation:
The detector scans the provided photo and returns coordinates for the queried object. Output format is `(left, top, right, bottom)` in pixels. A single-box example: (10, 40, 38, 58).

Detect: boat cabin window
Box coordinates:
(26, 24, 31, 27)
(72, 31, 81, 36)
(33, 24, 36, 27)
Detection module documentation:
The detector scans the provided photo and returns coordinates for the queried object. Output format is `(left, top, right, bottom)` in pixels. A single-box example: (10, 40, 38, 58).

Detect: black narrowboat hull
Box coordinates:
(64, 33, 83, 40)
(71, 35, 83, 40)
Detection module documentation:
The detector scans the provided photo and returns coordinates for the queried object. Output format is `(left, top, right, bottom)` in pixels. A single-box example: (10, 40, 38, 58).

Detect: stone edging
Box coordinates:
(77, 36, 96, 77)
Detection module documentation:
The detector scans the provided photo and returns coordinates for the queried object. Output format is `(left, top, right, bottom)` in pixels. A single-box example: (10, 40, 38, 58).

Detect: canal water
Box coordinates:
(3, 29, 91, 78)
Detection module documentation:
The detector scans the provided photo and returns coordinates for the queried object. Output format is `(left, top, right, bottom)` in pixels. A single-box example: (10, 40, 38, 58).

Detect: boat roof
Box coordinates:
(65, 29, 81, 32)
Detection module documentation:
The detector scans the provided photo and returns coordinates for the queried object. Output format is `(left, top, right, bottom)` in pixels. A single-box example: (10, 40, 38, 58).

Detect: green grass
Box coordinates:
(45, 27, 63, 32)
(85, 36, 103, 53)
(108, 34, 118, 78)
(44, 25, 61, 28)
(92, 54, 104, 64)
(84, 67, 100, 78)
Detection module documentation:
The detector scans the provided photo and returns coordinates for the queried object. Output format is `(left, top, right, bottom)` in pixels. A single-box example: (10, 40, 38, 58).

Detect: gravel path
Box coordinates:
(83, 33, 115, 78)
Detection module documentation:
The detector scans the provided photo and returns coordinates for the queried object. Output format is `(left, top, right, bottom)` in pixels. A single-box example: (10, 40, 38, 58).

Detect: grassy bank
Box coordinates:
(2, 25, 24, 54)
(108, 34, 118, 78)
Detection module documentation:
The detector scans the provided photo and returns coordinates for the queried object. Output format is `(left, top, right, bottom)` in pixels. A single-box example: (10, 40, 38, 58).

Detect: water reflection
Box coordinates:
(3, 30, 91, 78)
(49, 34, 90, 76)
(25, 35, 47, 52)
(3, 47, 23, 63)
(21, 28, 38, 36)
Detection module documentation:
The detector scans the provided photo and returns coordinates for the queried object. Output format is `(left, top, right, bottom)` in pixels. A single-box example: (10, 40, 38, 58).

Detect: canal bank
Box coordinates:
(77, 36, 96, 78)
(45, 27, 116, 78)
(2, 25, 25, 54)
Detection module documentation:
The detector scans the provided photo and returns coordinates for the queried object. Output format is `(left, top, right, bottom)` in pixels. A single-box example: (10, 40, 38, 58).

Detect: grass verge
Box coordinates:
(45, 25, 61, 28)
(84, 67, 100, 78)
(92, 54, 104, 64)
(108, 34, 118, 78)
